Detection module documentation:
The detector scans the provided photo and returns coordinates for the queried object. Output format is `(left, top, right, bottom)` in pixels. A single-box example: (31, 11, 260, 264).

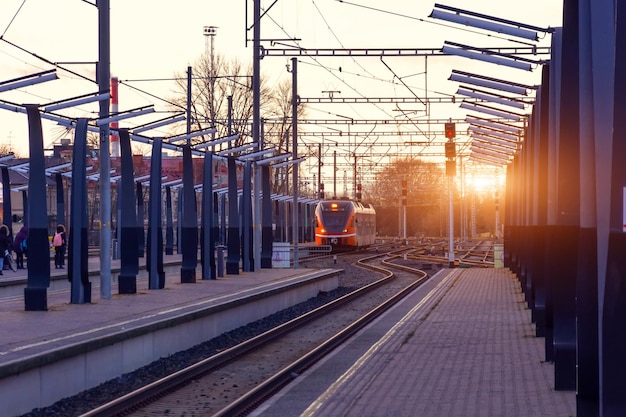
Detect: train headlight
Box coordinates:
(321, 228, 326, 233)
(343, 229, 347, 233)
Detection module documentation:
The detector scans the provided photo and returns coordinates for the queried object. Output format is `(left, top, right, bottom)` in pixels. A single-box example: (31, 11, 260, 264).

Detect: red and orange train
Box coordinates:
(314, 199, 376, 250)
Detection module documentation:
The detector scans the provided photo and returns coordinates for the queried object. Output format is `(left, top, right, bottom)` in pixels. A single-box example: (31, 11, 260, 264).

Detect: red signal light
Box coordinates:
(444, 122, 456, 139)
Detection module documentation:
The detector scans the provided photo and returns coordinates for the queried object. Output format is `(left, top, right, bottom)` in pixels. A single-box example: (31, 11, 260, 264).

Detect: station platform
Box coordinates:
(0, 256, 342, 417)
(0, 252, 181, 297)
(253, 268, 577, 417)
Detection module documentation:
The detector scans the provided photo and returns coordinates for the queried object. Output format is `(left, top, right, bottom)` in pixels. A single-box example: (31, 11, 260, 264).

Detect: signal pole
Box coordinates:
(445, 121, 456, 267)
(401, 180, 407, 241)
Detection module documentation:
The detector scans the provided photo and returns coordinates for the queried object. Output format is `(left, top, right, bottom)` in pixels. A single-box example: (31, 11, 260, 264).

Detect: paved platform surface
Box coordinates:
(255, 267, 576, 417)
(0, 254, 336, 367)
(0, 251, 174, 287)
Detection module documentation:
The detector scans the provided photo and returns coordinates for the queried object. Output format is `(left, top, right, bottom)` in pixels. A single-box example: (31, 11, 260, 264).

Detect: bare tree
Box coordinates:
(262, 80, 307, 194)
(170, 54, 271, 148)
(170, 54, 307, 195)
(0, 143, 19, 158)
(368, 157, 447, 237)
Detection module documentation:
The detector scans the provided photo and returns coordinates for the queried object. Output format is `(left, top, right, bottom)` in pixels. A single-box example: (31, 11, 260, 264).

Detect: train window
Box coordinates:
(319, 210, 350, 230)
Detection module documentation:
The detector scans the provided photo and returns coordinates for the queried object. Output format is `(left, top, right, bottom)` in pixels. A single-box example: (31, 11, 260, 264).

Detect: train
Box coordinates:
(314, 199, 376, 249)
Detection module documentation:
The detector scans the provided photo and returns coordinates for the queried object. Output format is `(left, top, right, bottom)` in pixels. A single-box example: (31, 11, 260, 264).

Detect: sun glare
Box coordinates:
(465, 169, 506, 194)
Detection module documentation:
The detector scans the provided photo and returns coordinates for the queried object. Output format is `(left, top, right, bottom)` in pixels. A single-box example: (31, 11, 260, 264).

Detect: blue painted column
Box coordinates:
(519, 112, 535, 301)
(23, 105, 50, 311)
(519, 120, 533, 298)
(531, 68, 551, 340)
(220, 193, 226, 245)
(503, 164, 513, 268)
(115, 181, 121, 257)
(213, 192, 219, 246)
(272, 200, 284, 242)
(177, 188, 183, 254)
(261, 165, 273, 268)
(21, 190, 28, 228)
(200, 151, 216, 279)
(550, 1, 580, 390)
(576, 0, 601, 413)
(2, 167, 13, 241)
(68, 118, 90, 304)
(55, 173, 65, 227)
(180, 145, 198, 283)
(286, 201, 292, 243)
(147, 138, 165, 289)
(136, 182, 145, 258)
(602, 0, 626, 415)
(279, 200, 285, 242)
(504, 156, 518, 274)
(165, 186, 174, 255)
(117, 129, 139, 294)
(226, 156, 240, 274)
(242, 161, 253, 272)
(544, 28, 564, 366)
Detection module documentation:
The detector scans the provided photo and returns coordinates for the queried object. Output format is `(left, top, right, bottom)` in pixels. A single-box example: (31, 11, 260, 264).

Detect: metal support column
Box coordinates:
(226, 156, 240, 274)
(180, 145, 198, 283)
(136, 182, 145, 257)
(68, 118, 90, 304)
(147, 138, 165, 289)
(23, 105, 50, 311)
(200, 151, 216, 279)
(165, 186, 174, 255)
(261, 165, 273, 268)
(117, 129, 139, 294)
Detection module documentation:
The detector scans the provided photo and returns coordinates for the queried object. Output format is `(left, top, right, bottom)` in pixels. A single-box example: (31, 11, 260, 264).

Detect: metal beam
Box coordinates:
(262, 117, 516, 125)
(261, 46, 550, 58)
(298, 96, 533, 105)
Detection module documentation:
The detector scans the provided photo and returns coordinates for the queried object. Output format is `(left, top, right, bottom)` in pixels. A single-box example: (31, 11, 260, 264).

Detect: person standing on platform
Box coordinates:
(13, 226, 27, 269)
(0, 225, 10, 275)
(53, 224, 67, 269)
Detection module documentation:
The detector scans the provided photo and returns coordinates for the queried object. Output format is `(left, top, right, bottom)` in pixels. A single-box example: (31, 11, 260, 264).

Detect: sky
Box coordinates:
(0, 0, 563, 187)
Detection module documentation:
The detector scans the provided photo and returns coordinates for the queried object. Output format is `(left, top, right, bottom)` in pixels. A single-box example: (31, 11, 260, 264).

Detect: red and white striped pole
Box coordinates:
(110, 76, 120, 157)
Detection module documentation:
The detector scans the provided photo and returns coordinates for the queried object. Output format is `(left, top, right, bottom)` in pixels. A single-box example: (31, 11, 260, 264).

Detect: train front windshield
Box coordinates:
(318, 202, 352, 232)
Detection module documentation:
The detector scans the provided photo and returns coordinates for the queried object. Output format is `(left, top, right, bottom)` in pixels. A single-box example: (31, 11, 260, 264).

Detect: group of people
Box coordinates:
(0, 224, 67, 274)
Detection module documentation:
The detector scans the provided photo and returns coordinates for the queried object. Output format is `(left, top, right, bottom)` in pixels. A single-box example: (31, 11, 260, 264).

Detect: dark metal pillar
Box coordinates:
(274, 199, 282, 242)
(1, 167, 13, 241)
(117, 129, 139, 294)
(213, 192, 219, 246)
(200, 151, 216, 279)
(543, 28, 564, 366)
(532, 68, 551, 340)
(226, 156, 240, 274)
(23, 105, 50, 311)
(550, 2, 580, 390)
(576, 0, 600, 413)
(136, 182, 145, 258)
(165, 186, 174, 255)
(68, 118, 90, 304)
(220, 193, 226, 245)
(55, 173, 65, 228)
(242, 160, 253, 272)
(180, 145, 198, 283)
(147, 138, 165, 289)
(602, 1, 626, 415)
(177, 188, 183, 254)
(261, 165, 273, 268)
(21, 190, 28, 228)
(503, 163, 513, 269)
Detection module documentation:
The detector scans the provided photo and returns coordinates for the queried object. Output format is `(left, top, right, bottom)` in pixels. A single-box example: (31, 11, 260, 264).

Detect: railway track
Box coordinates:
(79, 248, 432, 417)
(407, 239, 495, 267)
